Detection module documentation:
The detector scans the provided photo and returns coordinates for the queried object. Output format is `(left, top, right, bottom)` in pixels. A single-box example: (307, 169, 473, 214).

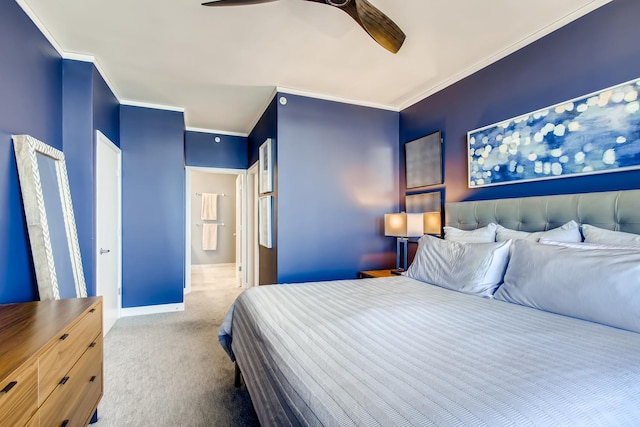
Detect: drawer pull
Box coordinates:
(90, 308, 96, 313)
(61, 420, 69, 427)
(89, 342, 97, 348)
(1, 381, 17, 393)
(60, 333, 69, 340)
(90, 375, 97, 383)
(59, 376, 70, 385)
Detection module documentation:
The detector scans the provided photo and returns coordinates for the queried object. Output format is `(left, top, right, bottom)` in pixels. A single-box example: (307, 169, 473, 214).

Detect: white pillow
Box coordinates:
(406, 235, 511, 297)
(494, 240, 640, 334)
(496, 220, 581, 243)
(443, 223, 497, 243)
(582, 224, 640, 247)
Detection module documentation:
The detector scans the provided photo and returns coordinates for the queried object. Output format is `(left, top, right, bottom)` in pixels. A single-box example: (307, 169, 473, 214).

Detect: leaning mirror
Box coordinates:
(13, 134, 87, 300)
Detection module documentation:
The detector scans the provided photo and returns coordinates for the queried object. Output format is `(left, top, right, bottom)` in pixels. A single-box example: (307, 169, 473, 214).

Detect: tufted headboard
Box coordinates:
(445, 189, 640, 235)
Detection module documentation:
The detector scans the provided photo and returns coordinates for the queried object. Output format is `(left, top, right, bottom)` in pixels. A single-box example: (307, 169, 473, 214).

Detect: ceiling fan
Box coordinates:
(202, 0, 405, 54)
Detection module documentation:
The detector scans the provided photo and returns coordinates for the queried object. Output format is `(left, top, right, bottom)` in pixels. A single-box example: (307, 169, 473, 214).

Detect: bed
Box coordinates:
(219, 190, 640, 426)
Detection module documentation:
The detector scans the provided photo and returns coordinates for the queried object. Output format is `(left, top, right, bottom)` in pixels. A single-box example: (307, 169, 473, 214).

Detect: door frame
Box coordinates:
(246, 162, 260, 287)
(95, 130, 122, 329)
(185, 166, 247, 294)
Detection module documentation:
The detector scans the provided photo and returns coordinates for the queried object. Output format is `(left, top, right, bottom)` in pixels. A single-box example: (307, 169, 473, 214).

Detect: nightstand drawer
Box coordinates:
(0, 362, 38, 427)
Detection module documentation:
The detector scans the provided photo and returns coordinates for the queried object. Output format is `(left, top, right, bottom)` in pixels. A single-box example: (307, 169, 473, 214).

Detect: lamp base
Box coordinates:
(395, 237, 409, 273)
(390, 269, 405, 275)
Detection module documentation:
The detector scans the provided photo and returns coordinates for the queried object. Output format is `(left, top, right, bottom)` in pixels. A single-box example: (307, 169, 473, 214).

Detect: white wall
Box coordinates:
(190, 171, 237, 265)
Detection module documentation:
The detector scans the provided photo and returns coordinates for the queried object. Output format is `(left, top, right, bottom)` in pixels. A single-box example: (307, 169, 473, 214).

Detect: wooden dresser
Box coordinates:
(0, 297, 103, 427)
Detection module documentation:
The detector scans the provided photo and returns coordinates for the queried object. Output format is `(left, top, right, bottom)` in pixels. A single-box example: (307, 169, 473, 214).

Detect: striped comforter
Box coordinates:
(219, 276, 640, 426)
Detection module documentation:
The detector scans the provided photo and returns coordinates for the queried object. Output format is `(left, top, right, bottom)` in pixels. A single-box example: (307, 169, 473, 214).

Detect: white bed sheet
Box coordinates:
(220, 276, 640, 426)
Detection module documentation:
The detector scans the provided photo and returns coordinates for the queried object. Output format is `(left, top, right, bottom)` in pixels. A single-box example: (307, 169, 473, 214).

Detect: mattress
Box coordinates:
(219, 276, 640, 426)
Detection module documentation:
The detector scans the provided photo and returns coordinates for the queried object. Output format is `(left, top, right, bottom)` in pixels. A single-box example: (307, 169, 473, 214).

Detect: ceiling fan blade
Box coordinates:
(202, 0, 277, 6)
(335, 0, 405, 54)
(202, 0, 405, 53)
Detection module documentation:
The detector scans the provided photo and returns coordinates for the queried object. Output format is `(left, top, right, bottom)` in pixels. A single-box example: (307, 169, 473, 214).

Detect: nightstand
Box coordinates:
(358, 269, 401, 279)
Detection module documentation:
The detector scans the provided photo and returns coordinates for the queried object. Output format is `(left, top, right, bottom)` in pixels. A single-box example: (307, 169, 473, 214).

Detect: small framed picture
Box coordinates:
(259, 138, 273, 194)
(259, 195, 273, 248)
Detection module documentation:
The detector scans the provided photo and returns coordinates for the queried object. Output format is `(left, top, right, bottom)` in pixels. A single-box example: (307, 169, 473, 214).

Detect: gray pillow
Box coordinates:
(494, 240, 640, 333)
(443, 223, 497, 243)
(406, 235, 511, 297)
(582, 224, 640, 247)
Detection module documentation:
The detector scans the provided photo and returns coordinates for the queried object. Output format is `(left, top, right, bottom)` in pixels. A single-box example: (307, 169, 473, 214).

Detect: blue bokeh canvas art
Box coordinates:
(468, 78, 640, 188)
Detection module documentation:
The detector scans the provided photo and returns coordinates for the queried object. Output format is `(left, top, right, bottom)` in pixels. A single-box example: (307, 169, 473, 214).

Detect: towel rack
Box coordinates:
(196, 223, 225, 227)
(195, 193, 226, 196)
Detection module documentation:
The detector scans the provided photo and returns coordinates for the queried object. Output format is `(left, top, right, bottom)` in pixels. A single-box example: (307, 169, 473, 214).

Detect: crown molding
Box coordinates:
(16, 1, 124, 102)
(120, 100, 185, 113)
(15, 0, 64, 55)
(277, 86, 399, 112)
(185, 127, 248, 137)
(61, 52, 122, 101)
(244, 85, 400, 137)
(244, 87, 279, 137)
(398, 0, 613, 110)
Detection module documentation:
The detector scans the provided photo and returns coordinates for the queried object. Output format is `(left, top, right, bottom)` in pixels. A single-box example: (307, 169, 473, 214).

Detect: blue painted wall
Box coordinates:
(0, 0, 62, 303)
(63, 59, 119, 297)
(401, 0, 640, 204)
(92, 67, 120, 147)
(120, 106, 185, 308)
(248, 97, 278, 284)
(276, 93, 399, 282)
(184, 131, 247, 169)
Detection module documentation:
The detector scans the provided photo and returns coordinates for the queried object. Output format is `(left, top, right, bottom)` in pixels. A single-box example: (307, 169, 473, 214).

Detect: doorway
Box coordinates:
(96, 131, 122, 336)
(185, 167, 247, 294)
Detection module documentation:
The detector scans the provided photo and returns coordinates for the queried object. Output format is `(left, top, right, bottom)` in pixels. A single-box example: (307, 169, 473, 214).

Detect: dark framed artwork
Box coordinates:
(406, 190, 443, 237)
(405, 191, 442, 214)
(405, 131, 443, 189)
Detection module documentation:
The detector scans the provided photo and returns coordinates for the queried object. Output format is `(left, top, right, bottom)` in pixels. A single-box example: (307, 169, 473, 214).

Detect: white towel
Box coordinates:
(202, 224, 218, 251)
(201, 193, 218, 220)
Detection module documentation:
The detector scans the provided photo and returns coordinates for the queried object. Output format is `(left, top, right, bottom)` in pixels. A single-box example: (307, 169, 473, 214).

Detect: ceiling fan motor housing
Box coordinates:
(326, 0, 351, 7)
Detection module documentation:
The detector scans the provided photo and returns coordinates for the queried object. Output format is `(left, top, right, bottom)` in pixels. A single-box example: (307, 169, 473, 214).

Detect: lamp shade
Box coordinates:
(423, 211, 442, 235)
(384, 212, 424, 237)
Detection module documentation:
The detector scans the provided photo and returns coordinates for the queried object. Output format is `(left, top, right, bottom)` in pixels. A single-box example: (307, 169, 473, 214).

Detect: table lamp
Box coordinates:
(384, 212, 424, 274)
(423, 211, 442, 236)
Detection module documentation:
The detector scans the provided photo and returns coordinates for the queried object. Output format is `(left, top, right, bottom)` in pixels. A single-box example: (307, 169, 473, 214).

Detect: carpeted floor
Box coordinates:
(95, 265, 260, 426)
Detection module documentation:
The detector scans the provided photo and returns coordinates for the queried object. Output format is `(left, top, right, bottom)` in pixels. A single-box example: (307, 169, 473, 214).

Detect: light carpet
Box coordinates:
(95, 266, 259, 427)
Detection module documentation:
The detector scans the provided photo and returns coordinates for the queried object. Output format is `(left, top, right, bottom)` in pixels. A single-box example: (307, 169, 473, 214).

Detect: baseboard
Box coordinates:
(120, 303, 185, 318)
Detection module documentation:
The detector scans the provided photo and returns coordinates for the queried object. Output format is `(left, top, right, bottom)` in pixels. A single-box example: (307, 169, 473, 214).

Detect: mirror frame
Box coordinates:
(13, 134, 87, 300)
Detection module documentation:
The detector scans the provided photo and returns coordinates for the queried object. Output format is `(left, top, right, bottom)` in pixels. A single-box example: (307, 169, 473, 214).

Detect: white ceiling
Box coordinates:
(19, 0, 610, 135)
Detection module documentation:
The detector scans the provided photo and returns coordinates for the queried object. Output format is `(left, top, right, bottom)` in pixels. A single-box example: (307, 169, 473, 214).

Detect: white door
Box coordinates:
(235, 174, 243, 286)
(96, 131, 122, 336)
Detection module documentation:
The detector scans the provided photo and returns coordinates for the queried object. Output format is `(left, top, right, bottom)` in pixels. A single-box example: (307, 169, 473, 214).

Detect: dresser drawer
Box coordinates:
(66, 364, 103, 427)
(24, 411, 39, 427)
(0, 362, 38, 427)
(39, 302, 102, 404)
(39, 333, 103, 427)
